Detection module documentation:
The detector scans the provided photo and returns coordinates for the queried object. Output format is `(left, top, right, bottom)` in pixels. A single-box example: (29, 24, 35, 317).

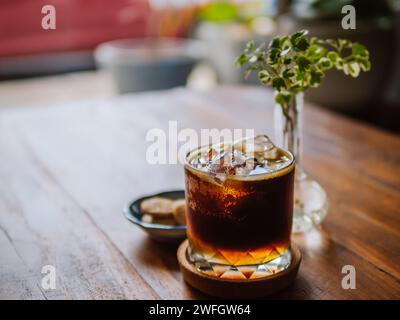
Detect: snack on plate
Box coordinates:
(140, 197, 174, 219)
(141, 214, 153, 224)
(140, 196, 187, 226)
(172, 199, 187, 225)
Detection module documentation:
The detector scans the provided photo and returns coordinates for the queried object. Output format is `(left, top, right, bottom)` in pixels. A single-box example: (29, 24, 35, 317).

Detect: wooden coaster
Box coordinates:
(178, 240, 301, 299)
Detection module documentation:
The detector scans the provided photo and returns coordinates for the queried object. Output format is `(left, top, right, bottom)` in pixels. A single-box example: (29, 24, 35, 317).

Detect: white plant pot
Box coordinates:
(94, 38, 204, 93)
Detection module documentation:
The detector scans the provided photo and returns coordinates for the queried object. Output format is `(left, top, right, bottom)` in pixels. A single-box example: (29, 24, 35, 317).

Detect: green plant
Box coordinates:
(236, 29, 370, 111)
(198, 1, 239, 23)
(236, 29, 371, 154)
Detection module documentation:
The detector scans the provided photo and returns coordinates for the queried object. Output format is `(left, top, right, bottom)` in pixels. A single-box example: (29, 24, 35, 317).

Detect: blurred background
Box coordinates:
(1, 0, 399, 132)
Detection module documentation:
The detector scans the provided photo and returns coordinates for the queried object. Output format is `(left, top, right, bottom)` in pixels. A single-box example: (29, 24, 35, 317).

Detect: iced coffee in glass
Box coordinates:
(184, 135, 295, 279)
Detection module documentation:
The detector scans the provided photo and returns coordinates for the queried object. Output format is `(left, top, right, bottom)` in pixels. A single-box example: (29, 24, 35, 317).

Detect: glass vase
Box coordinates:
(274, 92, 328, 232)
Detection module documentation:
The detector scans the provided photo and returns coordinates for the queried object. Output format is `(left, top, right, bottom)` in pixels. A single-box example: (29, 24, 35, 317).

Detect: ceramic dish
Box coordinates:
(123, 190, 187, 242)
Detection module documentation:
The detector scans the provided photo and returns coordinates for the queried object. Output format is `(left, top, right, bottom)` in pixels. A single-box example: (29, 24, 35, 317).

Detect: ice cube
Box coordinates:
(264, 147, 279, 161)
(249, 165, 273, 175)
(235, 166, 251, 176)
(192, 147, 218, 169)
(265, 155, 291, 171)
(244, 157, 257, 171)
(207, 149, 247, 176)
(236, 135, 277, 164)
(234, 135, 293, 174)
(251, 135, 276, 153)
(191, 135, 292, 178)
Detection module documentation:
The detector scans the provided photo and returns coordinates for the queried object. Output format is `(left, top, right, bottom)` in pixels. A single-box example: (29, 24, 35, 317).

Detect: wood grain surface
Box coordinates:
(0, 86, 399, 299)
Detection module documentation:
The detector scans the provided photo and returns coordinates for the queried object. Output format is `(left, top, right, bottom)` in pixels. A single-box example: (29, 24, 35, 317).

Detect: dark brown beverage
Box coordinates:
(184, 135, 294, 271)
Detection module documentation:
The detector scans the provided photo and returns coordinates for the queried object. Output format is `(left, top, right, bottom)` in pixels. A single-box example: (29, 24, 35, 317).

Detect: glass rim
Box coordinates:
(184, 142, 295, 181)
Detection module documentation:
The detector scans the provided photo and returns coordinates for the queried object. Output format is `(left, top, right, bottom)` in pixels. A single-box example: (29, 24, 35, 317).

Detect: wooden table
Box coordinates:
(0, 86, 399, 299)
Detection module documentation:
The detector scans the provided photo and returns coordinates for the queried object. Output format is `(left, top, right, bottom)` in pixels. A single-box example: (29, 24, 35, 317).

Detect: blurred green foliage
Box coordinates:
(236, 30, 371, 108)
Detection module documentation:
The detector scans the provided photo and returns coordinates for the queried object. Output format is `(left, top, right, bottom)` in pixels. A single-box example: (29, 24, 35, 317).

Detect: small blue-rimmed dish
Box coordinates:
(123, 190, 187, 242)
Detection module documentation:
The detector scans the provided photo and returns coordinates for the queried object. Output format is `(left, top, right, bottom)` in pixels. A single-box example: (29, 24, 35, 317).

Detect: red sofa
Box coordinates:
(0, 0, 151, 58)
